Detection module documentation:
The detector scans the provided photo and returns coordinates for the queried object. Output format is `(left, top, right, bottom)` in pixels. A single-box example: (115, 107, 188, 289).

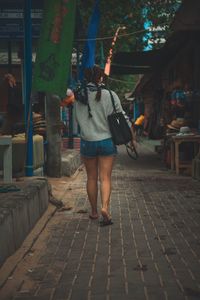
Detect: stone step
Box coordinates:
(0, 178, 49, 267)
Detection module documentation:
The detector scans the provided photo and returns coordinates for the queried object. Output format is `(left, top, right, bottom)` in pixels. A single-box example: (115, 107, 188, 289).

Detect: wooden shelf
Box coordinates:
(170, 135, 200, 175)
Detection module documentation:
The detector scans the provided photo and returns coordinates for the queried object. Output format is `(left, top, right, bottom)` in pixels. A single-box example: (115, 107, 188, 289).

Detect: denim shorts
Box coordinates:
(80, 138, 117, 158)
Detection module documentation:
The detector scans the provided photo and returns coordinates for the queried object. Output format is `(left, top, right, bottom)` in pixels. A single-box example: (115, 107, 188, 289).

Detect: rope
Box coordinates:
(76, 28, 149, 42)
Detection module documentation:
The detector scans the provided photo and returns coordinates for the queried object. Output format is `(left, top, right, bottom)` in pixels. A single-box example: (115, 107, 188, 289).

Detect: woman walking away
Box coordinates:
(75, 65, 136, 226)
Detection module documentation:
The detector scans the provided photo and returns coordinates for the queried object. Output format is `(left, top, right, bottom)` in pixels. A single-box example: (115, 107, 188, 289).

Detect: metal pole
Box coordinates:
(68, 105, 74, 148)
(8, 40, 12, 105)
(24, 0, 33, 176)
(8, 40, 12, 73)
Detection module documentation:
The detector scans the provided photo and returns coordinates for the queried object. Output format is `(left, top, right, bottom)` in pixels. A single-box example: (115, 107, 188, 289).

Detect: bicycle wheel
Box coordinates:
(126, 143, 139, 160)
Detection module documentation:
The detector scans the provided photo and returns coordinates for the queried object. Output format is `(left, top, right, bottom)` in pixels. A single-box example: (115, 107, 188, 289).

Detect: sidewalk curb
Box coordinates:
(0, 203, 56, 289)
(0, 167, 83, 291)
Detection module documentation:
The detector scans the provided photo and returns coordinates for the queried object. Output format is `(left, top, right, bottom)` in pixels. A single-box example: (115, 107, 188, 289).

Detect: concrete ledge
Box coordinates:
(0, 179, 49, 267)
(62, 150, 81, 176)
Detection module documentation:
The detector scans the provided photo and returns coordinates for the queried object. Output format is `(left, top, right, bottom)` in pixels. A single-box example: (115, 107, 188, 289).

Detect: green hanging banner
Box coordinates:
(32, 0, 76, 97)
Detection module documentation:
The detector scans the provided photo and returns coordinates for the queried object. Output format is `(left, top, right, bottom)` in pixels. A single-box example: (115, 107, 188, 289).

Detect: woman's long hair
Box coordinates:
(84, 65, 104, 101)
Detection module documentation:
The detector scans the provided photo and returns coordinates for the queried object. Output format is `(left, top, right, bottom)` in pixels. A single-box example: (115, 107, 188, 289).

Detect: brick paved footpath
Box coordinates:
(0, 144, 200, 300)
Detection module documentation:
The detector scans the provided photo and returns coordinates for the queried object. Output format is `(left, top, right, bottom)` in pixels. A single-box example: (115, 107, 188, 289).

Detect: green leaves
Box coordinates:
(77, 0, 181, 52)
(76, 0, 181, 96)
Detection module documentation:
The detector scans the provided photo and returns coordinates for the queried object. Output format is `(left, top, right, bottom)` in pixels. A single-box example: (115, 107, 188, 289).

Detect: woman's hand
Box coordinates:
(4, 73, 16, 88)
(130, 139, 137, 150)
(130, 126, 137, 149)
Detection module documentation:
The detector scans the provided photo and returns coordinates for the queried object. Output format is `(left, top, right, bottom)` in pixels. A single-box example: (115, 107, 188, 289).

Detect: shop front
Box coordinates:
(0, 0, 45, 179)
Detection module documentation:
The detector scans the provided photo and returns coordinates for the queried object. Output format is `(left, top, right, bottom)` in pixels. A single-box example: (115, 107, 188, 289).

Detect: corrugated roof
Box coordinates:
(171, 0, 200, 31)
(0, 0, 43, 9)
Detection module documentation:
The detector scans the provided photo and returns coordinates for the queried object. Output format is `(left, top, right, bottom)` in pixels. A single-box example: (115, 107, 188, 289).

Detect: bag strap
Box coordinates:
(108, 90, 117, 113)
(87, 102, 92, 118)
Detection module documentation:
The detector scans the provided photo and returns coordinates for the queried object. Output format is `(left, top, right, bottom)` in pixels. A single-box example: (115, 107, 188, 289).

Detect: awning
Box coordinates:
(110, 64, 152, 75)
(110, 31, 192, 76)
(111, 49, 163, 75)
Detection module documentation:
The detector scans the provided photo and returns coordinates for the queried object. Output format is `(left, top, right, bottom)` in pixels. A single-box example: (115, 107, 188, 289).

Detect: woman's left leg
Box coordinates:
(98, 155, 115, 221)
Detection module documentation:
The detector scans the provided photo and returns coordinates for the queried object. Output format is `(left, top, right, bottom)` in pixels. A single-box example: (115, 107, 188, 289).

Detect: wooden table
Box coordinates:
(170, 134, 200, 175)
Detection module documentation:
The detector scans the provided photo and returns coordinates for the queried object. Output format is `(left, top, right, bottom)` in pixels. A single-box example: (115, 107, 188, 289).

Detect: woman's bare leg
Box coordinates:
(98, 156, 115, 219)
(82, 157, 98, 218)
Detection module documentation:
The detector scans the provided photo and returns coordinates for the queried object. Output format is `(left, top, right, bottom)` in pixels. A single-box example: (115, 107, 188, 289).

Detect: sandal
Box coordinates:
(89, 214, 99, 220)
(100, 209, 113, 226)
(99, 218, 113, 227)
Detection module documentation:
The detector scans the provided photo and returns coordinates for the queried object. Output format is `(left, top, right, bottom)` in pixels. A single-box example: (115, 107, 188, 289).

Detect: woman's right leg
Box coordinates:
(82, 157, 98, 218)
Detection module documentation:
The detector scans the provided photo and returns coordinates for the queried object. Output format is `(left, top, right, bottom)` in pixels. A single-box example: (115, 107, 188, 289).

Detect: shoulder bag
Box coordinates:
(107, 90, 132, 145)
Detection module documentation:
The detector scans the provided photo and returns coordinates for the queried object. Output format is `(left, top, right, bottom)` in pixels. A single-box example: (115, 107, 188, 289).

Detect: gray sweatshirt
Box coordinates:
(75, 84, 130, 141)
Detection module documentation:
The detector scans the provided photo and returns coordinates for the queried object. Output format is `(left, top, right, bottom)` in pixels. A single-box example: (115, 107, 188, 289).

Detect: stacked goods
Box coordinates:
(73, 137, 80, 149)
(62, 137, 80, 150)
(33, 112, 46, 137)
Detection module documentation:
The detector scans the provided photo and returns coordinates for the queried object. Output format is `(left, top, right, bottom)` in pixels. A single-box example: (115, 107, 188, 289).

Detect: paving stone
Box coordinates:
(1, 145, 200, 300)
(51, 284, 71, 300)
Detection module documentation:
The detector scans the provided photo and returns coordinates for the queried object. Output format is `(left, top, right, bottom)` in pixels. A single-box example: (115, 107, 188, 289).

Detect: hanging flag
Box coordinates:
(80, 0, 100, 79)
(32, 0, 76, 97)
(104, 26, 123, 76)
